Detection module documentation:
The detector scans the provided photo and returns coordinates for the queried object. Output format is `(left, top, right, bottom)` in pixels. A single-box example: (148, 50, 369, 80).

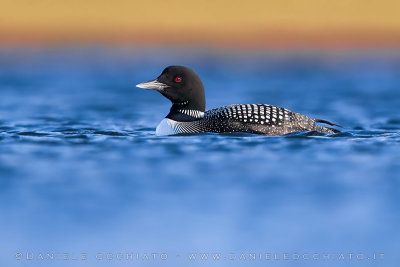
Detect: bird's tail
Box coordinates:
(313, 119, 341, 134)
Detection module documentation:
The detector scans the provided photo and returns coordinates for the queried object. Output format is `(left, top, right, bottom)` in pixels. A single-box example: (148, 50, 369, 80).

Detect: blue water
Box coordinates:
(0, 47, 399, 267)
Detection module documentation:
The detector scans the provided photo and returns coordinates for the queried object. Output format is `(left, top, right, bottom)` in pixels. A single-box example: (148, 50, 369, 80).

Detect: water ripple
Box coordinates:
(1, 49, 399, 267)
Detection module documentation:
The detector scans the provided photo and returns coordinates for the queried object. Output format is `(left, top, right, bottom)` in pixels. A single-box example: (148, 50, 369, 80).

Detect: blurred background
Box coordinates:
(1, 1, 399, 267)
(1, 0, 400, 48)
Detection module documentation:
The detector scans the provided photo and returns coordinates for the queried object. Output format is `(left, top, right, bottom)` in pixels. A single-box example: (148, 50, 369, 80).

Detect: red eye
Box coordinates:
(175, 77, 182, 83)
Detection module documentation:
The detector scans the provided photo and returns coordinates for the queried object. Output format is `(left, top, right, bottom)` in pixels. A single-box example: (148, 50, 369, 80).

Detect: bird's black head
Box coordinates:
(137, 66, 206, 112)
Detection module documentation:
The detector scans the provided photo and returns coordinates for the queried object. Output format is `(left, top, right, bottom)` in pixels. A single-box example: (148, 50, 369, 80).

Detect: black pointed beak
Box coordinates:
(136, 79, 168, 91)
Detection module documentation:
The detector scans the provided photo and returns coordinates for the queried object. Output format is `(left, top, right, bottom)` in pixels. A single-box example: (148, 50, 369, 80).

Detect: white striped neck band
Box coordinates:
(177, 109, 205, 119)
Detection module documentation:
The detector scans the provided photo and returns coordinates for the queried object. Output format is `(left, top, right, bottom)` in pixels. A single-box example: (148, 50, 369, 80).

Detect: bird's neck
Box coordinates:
(166, 101, 205, 122)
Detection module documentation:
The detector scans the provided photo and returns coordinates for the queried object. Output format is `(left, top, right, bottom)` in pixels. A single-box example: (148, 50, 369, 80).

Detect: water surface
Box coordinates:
(0, 47, 399, 266)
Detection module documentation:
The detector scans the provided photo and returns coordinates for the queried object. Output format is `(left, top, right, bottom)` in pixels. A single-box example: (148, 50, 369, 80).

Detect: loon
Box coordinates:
(137, 66, 339, 136)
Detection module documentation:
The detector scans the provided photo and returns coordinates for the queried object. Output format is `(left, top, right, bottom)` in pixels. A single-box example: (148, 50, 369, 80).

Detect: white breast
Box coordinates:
(155, 118, 180, 136)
